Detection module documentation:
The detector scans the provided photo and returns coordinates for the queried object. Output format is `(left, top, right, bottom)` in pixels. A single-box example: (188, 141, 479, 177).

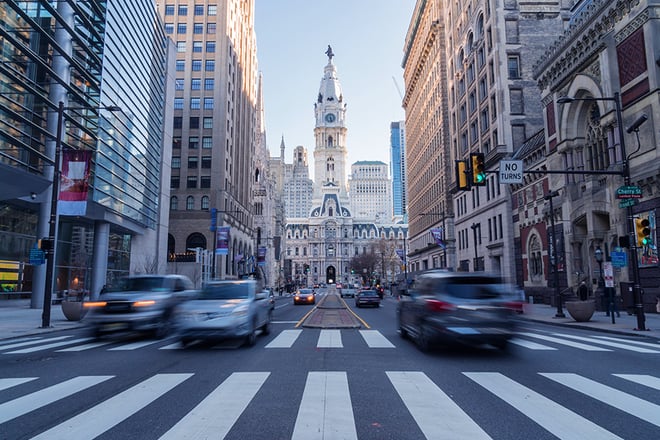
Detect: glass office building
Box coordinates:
(0, 1, 172, 302)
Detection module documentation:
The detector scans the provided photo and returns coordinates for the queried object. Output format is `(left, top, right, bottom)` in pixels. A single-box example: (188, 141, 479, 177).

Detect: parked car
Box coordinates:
(294, 288, 316, 305)
(85, 274, 195, 339)
(397, 270, 520, 351)
(173, 280, 272, 347)
(355, 289, 381, 308)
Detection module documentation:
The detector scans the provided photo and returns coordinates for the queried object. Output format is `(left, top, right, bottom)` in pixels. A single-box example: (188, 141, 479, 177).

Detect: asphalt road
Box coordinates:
(1, 288, 659, 439)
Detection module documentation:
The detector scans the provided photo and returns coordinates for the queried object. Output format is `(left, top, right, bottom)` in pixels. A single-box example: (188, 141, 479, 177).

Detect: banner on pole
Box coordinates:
(430, 227, 446, 249)
(58, 149, 92, 216)
(216, 226, 230, 255)
(257, 246, 267, 266)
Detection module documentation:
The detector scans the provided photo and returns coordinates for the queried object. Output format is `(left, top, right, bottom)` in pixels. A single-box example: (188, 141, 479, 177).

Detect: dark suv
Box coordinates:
(397, 270, 521, 350)
(85, 274, 195, 339)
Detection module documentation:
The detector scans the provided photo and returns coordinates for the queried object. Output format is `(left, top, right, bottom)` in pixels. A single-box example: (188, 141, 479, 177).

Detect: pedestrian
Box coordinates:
(577, 281, 588, 301)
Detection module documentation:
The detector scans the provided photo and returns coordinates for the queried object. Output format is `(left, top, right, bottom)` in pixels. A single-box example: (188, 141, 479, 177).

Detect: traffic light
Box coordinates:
(635, 217, 652, 246)
(470, 153, 486, 186)
(455, 160, 469, 191)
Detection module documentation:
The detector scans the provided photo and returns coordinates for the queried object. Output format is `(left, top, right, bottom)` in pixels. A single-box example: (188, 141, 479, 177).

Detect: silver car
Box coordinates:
(85, 274, 195, 339)
(397, 270, 521, 351)
(174, 280, 272, 347)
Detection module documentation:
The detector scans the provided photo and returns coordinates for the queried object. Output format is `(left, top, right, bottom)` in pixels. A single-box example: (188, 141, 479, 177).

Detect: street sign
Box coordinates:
(611, 250, 627, 268)
(619, 198, 638, 208)
(616, 186, 642, 199)
(499, 160, 523, 184)
(29, 248, 45, 266)
(603, 262, 614, 288)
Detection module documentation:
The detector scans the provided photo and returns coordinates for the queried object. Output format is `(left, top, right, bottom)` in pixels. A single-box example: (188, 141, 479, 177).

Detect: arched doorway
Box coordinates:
(326, 266, 336, 284)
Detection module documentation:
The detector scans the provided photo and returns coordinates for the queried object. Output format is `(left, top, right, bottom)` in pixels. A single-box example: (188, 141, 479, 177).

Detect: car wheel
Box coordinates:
(244, 320, 257, 347)
(261, 312, 272, 335)
(416, 324, 433, 352)
(154, 317, 171, 339)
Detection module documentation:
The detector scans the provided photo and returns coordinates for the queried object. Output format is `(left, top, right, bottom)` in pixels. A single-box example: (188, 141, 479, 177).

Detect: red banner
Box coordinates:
(58, 149, 92, 216)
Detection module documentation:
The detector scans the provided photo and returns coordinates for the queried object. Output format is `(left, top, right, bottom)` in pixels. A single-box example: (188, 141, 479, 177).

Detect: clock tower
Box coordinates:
(313, 45, 348, 199)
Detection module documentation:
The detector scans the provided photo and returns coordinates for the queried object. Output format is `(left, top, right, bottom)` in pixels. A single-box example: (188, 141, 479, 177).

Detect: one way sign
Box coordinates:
(499, 160, 523, 184)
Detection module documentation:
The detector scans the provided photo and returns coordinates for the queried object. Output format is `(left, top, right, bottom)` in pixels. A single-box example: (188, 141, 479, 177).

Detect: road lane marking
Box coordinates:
(613, 374, 660, 390)
(0, 336, 72, 352)
(57, 341, 113, 352)
(465, 372, 622, 440)
(518, 332, 611, 351)
(292, 371, 357, 440)
(265, 329, 302, 348)
(108, 340, 161, 350)
(359, 330, 395, 348)
(551, 333, 660, 353)
(32, 373, 192, 440)
(509, 338, 558, 350)
(388, 371, 491, 439)
(5, 337, 92, 354)
(593, 335, 660, 349)
(0, 376, 113, 424)
(0, 377, 37, 392)
(317, 329, 342, 348)
(541, 373, 660, 427)
(160, 372, 269, 440)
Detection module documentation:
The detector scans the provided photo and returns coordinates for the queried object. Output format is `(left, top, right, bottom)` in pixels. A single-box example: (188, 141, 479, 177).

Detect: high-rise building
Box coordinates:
(0, 0, 173, 305)
(349, 161, 392, 222)
(283, 146, 314, 219)
(156, 0, 259, 281)
(390, 121, 406, 218)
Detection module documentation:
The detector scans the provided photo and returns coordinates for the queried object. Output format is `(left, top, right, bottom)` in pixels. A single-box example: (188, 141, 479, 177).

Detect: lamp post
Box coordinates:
(470, 223, 479, 271)
(42, 101, 121, 328)
(544, 190, 564, 318)
(557, 93, 646, 330)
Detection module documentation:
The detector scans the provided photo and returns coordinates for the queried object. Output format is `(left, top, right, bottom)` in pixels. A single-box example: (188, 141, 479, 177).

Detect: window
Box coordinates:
(177, 23, 186, 34)
(207, 23, 216, 34)
(172, 157, 181, 168)
(176, 60, 185, 71)
(176, 41, 186, 52)
(202, 136, 213, 148)
(189, 117, 199, 129)
(173, 137, 181, 149)
(201, 195, 209, 210)
(204, 97, 214, 109)
(201, 156, 212, 168)
(188, 156, 198, 169)
(187, 177, 197, 189)
(206, 41, 216, 52)
(173, 117, 182, 129)
(171, 176, 180, 188)
(192, 41, 202, 52)
(191, 79, 201, 90)
(189, 136, 199, 149)
(175, 79, 184, 90)
(200, 176, 211, 188)
(164, 23, 174, 34)
(190, 98, 200, 109)
(186, 196, 194, 210)
(192, 60, 202, 71)
(170, 196, 178, 210)
(204, 78, 214, 90)
(174, 98, 184, 109)
(178, 5, 187, 15)
(194, 5, 204, 15)
(208, 4, 217, 15)
(165, 5, 174, 15)
(205, 60, 215, 71)
(203, 117, 213, 129)
(507, 56, 520, 79)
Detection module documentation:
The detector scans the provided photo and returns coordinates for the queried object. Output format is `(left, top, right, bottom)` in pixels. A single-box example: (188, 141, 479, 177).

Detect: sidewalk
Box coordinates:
(0, 297, 658, 341)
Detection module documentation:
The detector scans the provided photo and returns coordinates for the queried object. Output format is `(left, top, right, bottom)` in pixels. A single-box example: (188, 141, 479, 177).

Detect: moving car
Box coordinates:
(355, 289, 381, 307)
(397, 270, 520, 351)
(174, 280, 272, 347)
(85, 274, 195, 339)
(338, 283, 357, 298)
(294, 288, 316, 305)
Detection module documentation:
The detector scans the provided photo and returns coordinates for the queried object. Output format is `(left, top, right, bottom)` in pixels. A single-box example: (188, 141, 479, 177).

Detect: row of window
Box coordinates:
(173, 116, 213, 130)
(165, 23, 217, 35)
(171, 175, 211, 189)
(176, 59, 215, 71)
(164, 4, 217, 16)
(172, 156, 212, 169)
(173, 135, 213, 149)
(174, 97, 214, 110)
(175, 78, 214, 90)
(170, 195, 210, 211)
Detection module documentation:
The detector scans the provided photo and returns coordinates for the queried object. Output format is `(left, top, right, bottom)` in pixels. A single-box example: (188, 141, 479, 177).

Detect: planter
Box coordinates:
(565, 299, 595, 322)
(61, 299, 88, 321)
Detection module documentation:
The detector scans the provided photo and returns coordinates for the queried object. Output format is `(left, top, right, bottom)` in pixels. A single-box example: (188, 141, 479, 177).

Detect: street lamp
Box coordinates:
(557, 93, 646, 330)
(42, 101, 121, 328)
(544, 190, 564, 318)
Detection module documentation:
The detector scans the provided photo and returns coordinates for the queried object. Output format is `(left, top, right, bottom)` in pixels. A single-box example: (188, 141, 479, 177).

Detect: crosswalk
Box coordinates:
(2, 370, 658, 439)
(0, 329, 659, 355)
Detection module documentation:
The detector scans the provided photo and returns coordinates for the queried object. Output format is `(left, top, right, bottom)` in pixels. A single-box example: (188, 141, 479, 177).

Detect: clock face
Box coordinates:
(325, 113, 336, 123)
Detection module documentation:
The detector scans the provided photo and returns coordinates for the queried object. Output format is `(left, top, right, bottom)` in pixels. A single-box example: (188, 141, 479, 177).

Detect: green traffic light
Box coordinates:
(476, 172, 486, 183)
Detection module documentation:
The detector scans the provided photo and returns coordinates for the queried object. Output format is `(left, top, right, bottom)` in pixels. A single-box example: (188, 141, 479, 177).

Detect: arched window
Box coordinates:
(186, 196, 194, 210)
(327, 135, 333, 147)
(528, 234, 543, 282)
(255, 168, 260, 182)
(201, 195, 209, 210)
(186, 232, 207, 250)
(168, 234, 175, 254)
(170, 196, 178, 210)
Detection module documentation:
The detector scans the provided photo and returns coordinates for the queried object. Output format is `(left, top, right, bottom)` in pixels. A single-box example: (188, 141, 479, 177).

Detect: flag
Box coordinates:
(430, 227, 446, 249)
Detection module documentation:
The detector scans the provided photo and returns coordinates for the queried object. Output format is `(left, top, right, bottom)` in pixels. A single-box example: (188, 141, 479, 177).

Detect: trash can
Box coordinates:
(620, 282, 635, 314)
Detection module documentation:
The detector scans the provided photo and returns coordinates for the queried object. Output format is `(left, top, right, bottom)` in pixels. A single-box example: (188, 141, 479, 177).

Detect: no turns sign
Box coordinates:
(499, 160, 523, 184)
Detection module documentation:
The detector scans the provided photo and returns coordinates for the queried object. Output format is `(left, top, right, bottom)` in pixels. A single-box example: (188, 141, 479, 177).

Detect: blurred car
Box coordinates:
(174, 280, 272, 347)
(85, 274, 195, 339)
(397, 270, 521, 351)
(355, 289, 381, 308)
(294, 288, 316, 305)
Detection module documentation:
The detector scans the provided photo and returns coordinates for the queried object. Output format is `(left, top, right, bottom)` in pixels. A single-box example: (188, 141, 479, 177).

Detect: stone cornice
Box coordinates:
(534, 0, 640, 91)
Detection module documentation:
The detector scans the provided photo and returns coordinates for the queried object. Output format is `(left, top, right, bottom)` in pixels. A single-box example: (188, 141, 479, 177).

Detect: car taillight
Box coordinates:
(504, 301, 524, 313)
(83, 301, 107, 308)
(133, 300, 156, 307)
(425, 299, 455, 312)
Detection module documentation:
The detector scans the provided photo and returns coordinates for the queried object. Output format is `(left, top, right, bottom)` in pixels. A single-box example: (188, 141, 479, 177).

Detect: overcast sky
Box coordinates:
(255, 1, 415, 179)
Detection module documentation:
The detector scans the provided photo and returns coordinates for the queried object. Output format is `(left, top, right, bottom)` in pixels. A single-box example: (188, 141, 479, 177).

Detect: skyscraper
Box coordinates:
(390, 121, 406, 217)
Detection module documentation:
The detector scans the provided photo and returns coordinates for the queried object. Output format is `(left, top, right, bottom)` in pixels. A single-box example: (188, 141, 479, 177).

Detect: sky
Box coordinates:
(254, 1, 416, 180)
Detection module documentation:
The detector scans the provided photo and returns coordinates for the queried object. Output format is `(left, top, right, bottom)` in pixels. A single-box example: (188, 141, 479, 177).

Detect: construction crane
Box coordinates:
(392, 76, 404, 100)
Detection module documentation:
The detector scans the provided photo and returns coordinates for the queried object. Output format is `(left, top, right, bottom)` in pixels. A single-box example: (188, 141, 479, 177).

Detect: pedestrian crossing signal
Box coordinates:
(635, 218, 652, 246)
(470, 153, 486, 186)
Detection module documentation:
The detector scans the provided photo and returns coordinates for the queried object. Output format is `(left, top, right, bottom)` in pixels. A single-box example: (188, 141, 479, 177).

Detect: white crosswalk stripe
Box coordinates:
(0, 335, 72, 352)
(509, 337, 557, 350)
(265, 329, 303, 348)
(317, 329, 343, 348)
(1, 371, 658, 439)
(360, 329, 395, 348)
(517, 332, 612, 351)
(5, 337, 93, 354)
(551, 332, 660, 353)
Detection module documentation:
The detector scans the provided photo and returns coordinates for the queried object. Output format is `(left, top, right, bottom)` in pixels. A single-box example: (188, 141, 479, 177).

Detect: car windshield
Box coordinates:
(444, 276, 503, 300)
(360, 290, 377, 295)
(201, 283, 250, 300)
(298, 289, 313, 295)
(110, 277, 168, 293)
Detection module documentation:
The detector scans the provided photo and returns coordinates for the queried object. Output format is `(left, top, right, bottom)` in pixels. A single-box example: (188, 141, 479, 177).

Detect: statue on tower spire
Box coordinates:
(325, 45, 334, 61)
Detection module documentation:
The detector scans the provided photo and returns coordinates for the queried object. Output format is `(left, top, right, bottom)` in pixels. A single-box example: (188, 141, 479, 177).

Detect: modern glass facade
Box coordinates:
(390, 121, 406, 216)
(0, 1, 171, 298)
